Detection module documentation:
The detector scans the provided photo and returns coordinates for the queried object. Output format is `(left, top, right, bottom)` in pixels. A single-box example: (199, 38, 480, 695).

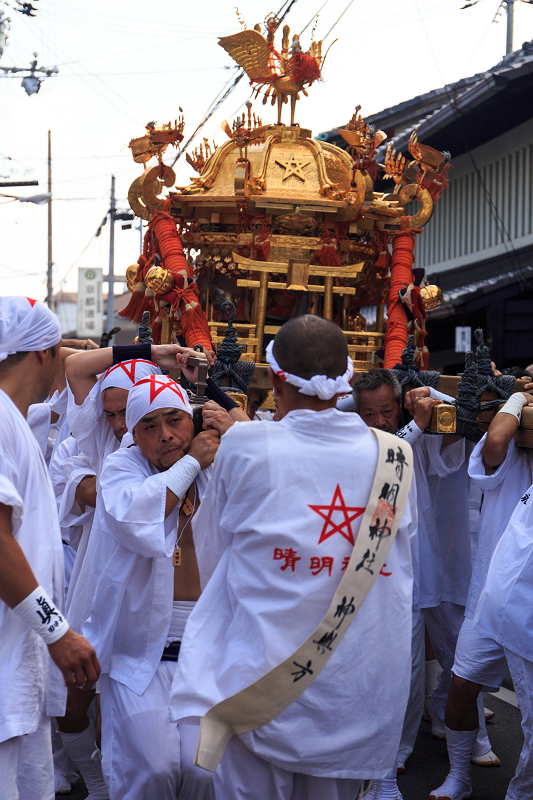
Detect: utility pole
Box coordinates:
(0, 53, 59, 95)
(46, 130, 52, 309)
(506, 0, 514, 54)
(101, 176, 133, 334)
(106, 175, 116, 335)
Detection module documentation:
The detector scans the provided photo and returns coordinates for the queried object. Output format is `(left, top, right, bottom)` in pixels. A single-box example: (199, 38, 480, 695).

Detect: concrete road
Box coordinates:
(60, 691, 523, 799)
(399, 692, 523, 800)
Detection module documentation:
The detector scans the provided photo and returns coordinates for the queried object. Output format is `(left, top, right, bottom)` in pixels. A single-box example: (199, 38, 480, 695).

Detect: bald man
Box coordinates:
(169, 316, 418, 800)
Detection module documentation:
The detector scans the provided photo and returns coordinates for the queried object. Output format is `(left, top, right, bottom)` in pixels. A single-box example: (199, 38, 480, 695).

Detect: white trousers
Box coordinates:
(99, 663, 214, 800)
(397, 606, 425, 764)
(426, 601, 491, 756)
(454, 632, 533, 798)
(214, 733, 362, 800)
(0, 713, 54, 800)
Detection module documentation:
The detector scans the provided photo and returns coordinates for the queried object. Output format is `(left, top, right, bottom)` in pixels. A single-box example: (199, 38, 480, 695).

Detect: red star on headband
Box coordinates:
(309, 485, 366, 546)
(103, 359, 155, 384)
(26, 297, 37, 307)
(135, 375, 187, 405)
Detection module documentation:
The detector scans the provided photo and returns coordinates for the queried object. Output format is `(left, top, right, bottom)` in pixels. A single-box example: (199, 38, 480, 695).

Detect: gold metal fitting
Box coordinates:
(145, 265, 174, 294)
(420, 285, 444, 311)
(428, 403, 456, 434)
(225, 391, 247, 412)
(126, 264, 139, 292)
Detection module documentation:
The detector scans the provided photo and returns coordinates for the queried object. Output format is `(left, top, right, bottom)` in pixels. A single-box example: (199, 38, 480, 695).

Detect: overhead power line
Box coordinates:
(323, 0, 356, 40)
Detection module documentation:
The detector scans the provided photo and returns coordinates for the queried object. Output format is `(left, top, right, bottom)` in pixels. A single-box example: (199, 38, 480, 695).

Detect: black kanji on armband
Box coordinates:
(36, 596, 60, 626)
(521, 493, 530, 505)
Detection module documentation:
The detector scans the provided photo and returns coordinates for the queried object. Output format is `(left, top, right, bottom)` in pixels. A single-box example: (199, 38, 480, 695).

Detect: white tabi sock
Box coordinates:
(429, 727, 476, 800)
(425, 659, 441, 700)
(371, 777, 403, 799)
(52, 724, 79, 784)
(59, 723, 109, 800)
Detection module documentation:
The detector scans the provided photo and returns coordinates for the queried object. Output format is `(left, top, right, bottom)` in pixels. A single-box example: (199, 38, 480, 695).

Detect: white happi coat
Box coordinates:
(50, 436, 85, 549)
(474, 482, 533, 661)
(66, 379, 122, 470)
(76, 447, 208, 696)
(434, 444, 474, 607)
(0, 389, 66, 743)
(27, 401, 52, 458)
(48, 387, 71, 465)
(27, 389, 70, 466)
(169, 409, 418, 779)
(396, 422, 465, 609)
(61, 380, 134, 629)
(467, 435, 533, 619)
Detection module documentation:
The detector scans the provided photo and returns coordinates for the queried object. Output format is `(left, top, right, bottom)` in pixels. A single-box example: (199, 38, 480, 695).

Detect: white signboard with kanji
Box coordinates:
(77, 268, 103, 338)
(455, 326, 471, 353)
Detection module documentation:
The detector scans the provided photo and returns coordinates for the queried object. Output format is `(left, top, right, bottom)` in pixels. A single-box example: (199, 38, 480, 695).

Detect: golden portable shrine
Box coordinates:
(120, 14, 452, 390)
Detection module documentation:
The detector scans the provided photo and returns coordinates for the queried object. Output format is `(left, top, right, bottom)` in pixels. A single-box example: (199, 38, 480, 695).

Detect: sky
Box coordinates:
(1, 0, 533, 303)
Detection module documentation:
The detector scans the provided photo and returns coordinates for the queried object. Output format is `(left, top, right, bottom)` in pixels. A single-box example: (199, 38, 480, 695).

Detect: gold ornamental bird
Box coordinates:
(408, 130, 447, 176)
(218, 22, 322, 127)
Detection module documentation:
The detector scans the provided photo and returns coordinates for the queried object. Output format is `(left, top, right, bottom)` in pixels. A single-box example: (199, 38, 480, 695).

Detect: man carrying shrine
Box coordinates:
(78, 374, 221, 800)
(352, 371, 491, 797)
(169, 315, 417, 800)
(430, 385, 533, 800)
(55, 345, 183, 798)
(0, 297, 99, 800)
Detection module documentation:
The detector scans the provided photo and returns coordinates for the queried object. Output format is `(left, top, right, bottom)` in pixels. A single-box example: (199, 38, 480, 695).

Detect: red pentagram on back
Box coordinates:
(309, 485, 366, 546)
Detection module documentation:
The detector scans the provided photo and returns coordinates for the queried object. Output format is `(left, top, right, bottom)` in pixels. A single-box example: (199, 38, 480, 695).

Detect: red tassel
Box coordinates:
(119, 283, 146, 322)
(181, 303, 213, 351)
(138, 296, 152, 322)
(375, 251, 391, 275)
(253, 240, 270, 261)
(151, 317, 162, 345)
(313, 244, 342, 267)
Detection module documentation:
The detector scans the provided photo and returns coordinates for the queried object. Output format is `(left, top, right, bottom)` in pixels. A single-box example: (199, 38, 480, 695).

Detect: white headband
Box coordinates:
(265, 340, 354, 401)
(126, 375, 193, 431)
(0, 296, 61, 363)
(100, 359, 161, 393)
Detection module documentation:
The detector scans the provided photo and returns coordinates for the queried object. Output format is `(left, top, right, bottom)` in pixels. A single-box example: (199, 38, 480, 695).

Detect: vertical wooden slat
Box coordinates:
(254, 271, 269, 362)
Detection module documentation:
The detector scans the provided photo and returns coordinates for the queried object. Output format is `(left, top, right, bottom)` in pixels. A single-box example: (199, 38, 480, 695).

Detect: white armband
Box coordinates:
(12, 586, 70, 644)
(336, 394, 356, 412)
(396, 421, 424, 446)
(164, 454, 201, 499)
(497, 393, 527, 423)
(429, 388, 455, 404)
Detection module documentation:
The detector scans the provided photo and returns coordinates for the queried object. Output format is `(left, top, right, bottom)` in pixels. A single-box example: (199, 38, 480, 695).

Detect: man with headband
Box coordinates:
(60, 342, 238, 795)
(0, 297, 100, 800)
(76, 374, 219, 800)
(169, 315, 418, 800)
(56, 352, 169, 799)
